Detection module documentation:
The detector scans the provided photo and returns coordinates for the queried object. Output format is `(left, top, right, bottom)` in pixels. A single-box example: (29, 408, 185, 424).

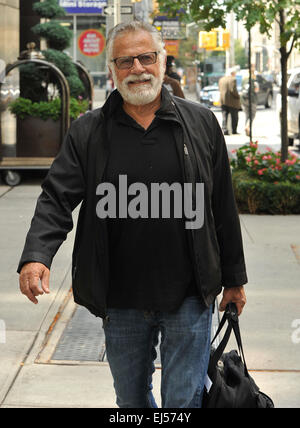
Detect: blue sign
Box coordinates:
(59, 0, 107, 14)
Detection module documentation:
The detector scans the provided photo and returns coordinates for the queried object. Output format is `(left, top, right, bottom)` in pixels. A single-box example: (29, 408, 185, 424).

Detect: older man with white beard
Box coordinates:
(18, 21, 247, 408)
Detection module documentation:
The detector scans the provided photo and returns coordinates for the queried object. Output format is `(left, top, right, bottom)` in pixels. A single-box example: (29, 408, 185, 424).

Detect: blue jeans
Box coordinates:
(103, 296, 212, 408)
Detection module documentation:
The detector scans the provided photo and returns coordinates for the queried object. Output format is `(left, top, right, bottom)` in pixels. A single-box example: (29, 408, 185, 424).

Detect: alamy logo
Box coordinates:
(96, 175, 205, 229)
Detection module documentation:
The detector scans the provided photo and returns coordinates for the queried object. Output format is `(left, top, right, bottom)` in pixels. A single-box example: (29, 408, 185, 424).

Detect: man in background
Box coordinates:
(218, 67, 241, 135)
(163, 73, 185, 98)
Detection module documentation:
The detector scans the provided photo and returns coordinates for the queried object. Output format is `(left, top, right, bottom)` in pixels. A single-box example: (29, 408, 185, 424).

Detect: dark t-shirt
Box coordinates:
(104, 103, 197, 312)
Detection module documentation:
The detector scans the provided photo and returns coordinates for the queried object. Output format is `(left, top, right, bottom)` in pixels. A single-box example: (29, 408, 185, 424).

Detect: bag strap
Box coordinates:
(230, 309, 249, 376)
(211, 303, 249, 377)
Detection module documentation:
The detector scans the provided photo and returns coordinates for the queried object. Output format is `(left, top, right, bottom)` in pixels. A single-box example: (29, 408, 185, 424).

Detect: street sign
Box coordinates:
(164, 40, 180, 58)
(59, 0, 107, 14)
(121, 6, 133, 14)
(104, 5, 114, 15)
(103, 5, 133, 15)
(153, 19, 184, 40)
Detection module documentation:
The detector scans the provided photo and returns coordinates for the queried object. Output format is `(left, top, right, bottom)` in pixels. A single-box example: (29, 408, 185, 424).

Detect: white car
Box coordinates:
(277, 67, 300, 145)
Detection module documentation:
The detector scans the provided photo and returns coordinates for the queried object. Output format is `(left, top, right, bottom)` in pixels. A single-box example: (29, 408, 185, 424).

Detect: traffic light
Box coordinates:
(217, 29, 230, 50)
(221, 30, 230, 49)
(199, 29, 230, 50)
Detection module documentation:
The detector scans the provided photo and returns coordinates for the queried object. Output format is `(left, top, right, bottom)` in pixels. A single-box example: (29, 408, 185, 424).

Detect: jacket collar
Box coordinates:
(101, 85, 179, 121)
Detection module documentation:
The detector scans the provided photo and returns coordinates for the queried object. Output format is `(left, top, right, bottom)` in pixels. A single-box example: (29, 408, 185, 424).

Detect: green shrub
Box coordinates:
(33, 0, 66, 19)
(9, 97, 89, 121)
(231, 143, 300, 215)
(32, 21, 72, 51)
(43, 49, 84, 97)
(232, 171, 300, 214)
(27, 0, 84, 98)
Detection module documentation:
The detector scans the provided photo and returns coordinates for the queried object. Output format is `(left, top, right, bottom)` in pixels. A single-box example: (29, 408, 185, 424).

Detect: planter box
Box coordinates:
(17, 117, 61, 157)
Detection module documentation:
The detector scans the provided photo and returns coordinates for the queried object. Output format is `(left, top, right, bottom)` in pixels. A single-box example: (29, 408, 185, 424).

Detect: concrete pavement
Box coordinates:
(0, 88, 300, 408)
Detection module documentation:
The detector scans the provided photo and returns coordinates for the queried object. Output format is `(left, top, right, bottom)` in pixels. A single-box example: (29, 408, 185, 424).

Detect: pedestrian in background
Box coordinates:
(105, 71, 114, 99)
(163, 73, 185, 98)
(18, 21, 247, 409)
(164, 55, 185, 97)
(218, 67, 241, 135)
(166, 55, 181, 82)
(241, 65, 259, 136)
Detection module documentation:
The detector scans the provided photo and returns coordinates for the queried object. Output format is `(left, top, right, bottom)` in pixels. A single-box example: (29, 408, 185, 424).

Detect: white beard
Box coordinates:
(111, 59, 165, 106)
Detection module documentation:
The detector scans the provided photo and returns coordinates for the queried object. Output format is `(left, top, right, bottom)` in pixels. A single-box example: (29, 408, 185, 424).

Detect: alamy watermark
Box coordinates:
(291, 319, 300, 344)
(0, 319, 6, 344)
(96, 175, 204, 229)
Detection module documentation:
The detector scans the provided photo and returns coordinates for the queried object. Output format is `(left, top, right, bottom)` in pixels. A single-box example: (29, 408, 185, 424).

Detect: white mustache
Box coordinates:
(124, 73, 154, 85)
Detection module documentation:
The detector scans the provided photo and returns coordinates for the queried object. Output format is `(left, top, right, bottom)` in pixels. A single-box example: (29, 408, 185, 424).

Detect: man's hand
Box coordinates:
(219, 286, 246, 316)
(19, 262, 50, 304)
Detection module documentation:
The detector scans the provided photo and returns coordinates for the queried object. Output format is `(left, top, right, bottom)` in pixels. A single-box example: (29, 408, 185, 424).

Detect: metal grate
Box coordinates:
(52, 301, 219, 363)
(52, 305, 106, 362)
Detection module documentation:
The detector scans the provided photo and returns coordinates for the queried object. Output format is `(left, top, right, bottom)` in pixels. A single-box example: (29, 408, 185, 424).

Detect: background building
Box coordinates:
(0, 0, 19, 68)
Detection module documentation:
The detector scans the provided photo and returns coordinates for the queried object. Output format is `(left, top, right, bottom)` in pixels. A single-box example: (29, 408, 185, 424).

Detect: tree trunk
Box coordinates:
(248, 28, 252, 142)
(279, 10, 289, 163)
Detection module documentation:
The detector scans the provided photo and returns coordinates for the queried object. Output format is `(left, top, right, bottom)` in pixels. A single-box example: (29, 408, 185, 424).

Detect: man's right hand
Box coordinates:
(19, 262, 50, 304)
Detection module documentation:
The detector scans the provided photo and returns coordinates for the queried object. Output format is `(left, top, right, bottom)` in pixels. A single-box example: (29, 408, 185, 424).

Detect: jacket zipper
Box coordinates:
(182, 140, 208, 306)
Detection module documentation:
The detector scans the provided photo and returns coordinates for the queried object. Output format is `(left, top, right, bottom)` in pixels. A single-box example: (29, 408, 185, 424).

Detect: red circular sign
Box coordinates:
(78, 29, 105, 57)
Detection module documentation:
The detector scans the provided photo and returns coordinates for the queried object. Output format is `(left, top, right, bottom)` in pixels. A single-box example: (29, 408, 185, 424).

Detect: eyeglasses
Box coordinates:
(111, 52, 159, 70)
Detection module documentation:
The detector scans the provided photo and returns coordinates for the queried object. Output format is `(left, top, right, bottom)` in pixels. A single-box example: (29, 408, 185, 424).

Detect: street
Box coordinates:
(184, 86, 300, 157)
(185, 86, 282, 146)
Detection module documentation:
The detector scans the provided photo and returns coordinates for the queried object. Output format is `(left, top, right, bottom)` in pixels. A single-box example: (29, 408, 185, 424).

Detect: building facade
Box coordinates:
(0, 0, 19, 67)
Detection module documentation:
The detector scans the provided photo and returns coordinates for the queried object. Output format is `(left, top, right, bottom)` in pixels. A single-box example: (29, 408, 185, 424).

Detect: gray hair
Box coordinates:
(106, 20, 166, 66)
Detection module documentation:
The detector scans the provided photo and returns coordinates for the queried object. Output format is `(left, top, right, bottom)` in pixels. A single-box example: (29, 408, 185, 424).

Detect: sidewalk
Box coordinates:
(0, 89, 300, 408)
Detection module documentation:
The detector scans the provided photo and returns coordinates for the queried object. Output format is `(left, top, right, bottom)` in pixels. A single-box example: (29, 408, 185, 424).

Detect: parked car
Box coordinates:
(199, 83, 221, 108)
(236, 72, 273, 108)
(276, 67, 300, 146)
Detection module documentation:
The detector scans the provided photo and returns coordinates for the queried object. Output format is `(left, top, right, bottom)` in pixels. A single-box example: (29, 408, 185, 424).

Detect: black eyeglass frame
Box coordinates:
(111, 51, 159, 70)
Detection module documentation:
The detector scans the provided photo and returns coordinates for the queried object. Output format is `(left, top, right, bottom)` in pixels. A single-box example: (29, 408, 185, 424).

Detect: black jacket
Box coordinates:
(17, 87, 247, 318)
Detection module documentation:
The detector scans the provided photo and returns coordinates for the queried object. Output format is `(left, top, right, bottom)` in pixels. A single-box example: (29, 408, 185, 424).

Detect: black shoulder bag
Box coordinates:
(202, 303, 274, 408)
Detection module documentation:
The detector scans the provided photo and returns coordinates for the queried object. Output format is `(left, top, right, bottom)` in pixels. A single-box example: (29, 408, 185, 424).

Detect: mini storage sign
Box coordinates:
(59, 1, 107, 14)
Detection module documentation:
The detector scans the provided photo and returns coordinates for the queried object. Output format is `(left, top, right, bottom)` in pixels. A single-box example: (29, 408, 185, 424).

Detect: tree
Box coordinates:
(32, 0, 84, 97)
(158, 0, 300, 162)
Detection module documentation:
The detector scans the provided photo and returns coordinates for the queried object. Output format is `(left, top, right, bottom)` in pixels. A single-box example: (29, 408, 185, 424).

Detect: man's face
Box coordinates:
(109, 30, 166, 106)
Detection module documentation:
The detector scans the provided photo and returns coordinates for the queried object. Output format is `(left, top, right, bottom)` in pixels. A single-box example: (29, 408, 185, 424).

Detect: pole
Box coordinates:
(114, 0, 121, 26)
(73, 15, 77, 62)
(248, 28, 252, 142)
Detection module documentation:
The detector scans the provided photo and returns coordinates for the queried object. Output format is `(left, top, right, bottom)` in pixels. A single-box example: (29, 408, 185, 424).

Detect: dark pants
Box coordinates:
(221, 105, 239, 134)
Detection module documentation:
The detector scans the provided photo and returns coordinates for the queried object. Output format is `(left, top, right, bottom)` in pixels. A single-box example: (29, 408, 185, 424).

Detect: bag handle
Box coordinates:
(210, 303, 249, 377)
